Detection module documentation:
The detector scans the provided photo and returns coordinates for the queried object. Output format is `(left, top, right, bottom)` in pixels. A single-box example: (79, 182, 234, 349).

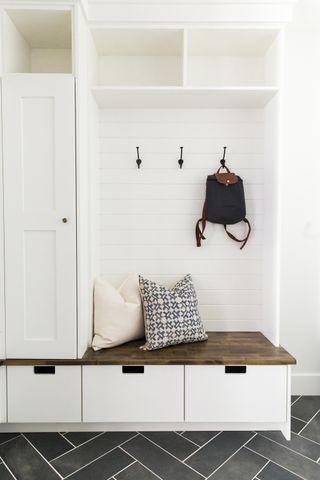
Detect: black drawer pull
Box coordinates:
(122, 366, 144, 374)
(34, 366, 55, 375)
(225, 366, 247, 374)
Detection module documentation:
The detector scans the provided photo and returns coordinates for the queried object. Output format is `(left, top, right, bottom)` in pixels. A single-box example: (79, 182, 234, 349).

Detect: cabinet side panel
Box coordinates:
(0, 85, 5, 359)
(262, 94, 280, 346)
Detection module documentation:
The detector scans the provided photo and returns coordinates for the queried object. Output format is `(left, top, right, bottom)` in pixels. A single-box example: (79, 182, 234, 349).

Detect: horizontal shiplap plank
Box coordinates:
(99, 169, 263, 184)
(101, 228, 263, 245)
(203, 320, 259, 332)
(101, 244, 262, 260)
(98, 108, 265, 332)
(100, 182, 263, 200)
(100, 108, 264, 123)
(199, 304, 262, 321)
(100, 138, 263, 154)
(99, 274, 263, 291)
(100, 152, 264, 170)
(101, 258, 262, 275)
(100, 213, 262, 230)
(197, 290, 262, 305)
(100, 121, 263, 139)
(100, 198, 263, 215)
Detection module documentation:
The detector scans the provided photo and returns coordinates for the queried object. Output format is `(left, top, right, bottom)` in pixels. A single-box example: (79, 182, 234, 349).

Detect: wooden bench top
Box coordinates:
(2, 332, 296, 366)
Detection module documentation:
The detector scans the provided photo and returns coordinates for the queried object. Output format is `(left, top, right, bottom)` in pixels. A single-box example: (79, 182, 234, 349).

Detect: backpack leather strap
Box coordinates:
(224, 218, 251, 250)
(195, 202, 207, 247)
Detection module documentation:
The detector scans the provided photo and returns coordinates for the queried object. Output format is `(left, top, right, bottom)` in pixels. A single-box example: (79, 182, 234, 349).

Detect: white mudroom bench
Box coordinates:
(0, 332, 296, 440)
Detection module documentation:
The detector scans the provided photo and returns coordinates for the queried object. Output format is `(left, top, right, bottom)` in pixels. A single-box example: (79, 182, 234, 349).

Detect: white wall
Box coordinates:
(281, 0, 320, 394)
(99, 108, 265, 333)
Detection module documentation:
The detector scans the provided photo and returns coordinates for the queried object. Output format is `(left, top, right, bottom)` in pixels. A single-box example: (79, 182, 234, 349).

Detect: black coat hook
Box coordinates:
(136, 146, 142, 169)
(178, 146, 184, 169)
(220, 146, 227, 169)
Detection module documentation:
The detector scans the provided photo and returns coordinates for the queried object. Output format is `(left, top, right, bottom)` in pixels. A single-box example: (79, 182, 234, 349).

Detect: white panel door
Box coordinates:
(3, 74, 77, 358)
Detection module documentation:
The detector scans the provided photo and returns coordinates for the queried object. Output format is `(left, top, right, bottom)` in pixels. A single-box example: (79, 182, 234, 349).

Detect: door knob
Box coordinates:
(62, 218, 68, 223)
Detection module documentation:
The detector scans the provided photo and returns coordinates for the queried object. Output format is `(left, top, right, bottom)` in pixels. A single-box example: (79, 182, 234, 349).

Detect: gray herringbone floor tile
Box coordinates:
(0, 396, 319, 480)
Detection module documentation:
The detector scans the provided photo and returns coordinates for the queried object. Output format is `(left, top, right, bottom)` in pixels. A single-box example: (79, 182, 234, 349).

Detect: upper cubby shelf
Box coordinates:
(89, 27, 281, 90)
(3, 10, 72, 74)
(186, 29, 280, 87)
(91, 86, 278, 109)
(90, 26, 281, 108)
(90, 28, 183, 86)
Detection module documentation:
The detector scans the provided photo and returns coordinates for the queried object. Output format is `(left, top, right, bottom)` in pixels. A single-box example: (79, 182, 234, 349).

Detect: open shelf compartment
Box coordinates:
(186, 28, 281, 87)
(90, 28, 184, 86)
(3, 9, 72, 74)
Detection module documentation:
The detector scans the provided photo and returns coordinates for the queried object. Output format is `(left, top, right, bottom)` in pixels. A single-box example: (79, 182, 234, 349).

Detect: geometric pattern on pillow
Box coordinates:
(139, 274, 208, 351)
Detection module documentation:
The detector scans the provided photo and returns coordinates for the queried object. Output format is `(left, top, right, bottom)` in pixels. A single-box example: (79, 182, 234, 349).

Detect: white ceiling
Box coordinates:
(6, 10, 72, 49)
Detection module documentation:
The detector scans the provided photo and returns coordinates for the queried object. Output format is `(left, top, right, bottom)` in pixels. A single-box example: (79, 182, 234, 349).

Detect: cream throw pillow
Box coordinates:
(92, 275, 144, 350)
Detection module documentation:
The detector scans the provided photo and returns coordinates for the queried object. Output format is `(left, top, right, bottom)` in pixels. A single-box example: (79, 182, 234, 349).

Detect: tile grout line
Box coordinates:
(292, 415, 308, 424)
(117, 450, 164, 480)
(299, 408, 320, 435)
(106, 459, 137, 480)
(137, 432, 206, 478)
(63, 433, 140, 479)
(167, 431, 201, 449)
(252, 459, 270, 480)
(135, 459, 165, 480)
(245, 445, 306, 480)
(203, 432, 258, 480)
(58, 433, 76, 449)
(107, 458, 136, 479)
(21, 433, 63, 480)
(257, 432, 320, 465)
(297, 432, 320, 448)
(0, 434, 21, 448)
(291, 396, 302, 407)
(1, 458, 18, 480)
(176, 432, 201, 448)
(182, 432, 222, 463)
(181, 432, 221, 449)
(50, 431, 107, 462)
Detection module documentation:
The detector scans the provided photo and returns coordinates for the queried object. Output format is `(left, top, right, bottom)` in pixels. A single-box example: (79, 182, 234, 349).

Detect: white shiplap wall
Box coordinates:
(99, 108, 264, 332)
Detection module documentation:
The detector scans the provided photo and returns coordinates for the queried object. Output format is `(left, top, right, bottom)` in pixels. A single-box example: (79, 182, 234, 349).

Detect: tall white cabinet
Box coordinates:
(2, 75, 77, 358)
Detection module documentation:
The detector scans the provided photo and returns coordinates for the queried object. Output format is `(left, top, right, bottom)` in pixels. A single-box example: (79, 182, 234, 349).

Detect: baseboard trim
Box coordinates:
(0, 421, 288, 434)
(292, 373, 320, 395)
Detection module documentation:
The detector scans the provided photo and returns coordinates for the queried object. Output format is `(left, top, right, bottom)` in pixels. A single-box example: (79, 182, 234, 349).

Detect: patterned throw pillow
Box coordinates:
(139, 274, 208, 351)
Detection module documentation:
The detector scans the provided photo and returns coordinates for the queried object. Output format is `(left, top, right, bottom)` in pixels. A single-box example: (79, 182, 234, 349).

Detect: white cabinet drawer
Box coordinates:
(185, 365, 287, 423)
(83, 365, 184, 422)
(8, 366, 81, 423)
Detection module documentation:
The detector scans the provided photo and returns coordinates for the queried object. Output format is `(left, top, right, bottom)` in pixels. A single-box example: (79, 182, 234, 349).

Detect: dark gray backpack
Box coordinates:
(195, 150, 251, 249)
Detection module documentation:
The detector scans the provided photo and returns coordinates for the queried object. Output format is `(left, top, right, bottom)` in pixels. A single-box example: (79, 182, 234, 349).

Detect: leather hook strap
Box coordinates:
(195, 202, 207, 247)
(224, 218, 251, 250)
(216, 165, 231, 174)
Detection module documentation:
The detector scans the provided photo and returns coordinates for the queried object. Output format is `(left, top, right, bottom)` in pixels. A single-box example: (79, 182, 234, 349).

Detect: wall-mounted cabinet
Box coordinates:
(90, 27, 281, 108)
(90, 28, 183, 86)
(2, 9, 72, 74)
